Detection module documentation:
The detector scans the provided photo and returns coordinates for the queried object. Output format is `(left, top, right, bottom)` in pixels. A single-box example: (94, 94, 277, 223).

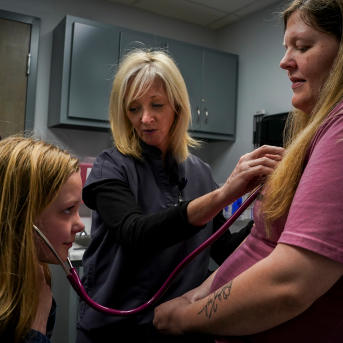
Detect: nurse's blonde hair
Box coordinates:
(262, 0, 343, 235)
(109, 49, 200, 163)
(0, 136, 79, 342)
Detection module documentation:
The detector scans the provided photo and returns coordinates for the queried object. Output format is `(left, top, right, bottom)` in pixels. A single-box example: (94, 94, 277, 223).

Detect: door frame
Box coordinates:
(0, 9, 40, 132)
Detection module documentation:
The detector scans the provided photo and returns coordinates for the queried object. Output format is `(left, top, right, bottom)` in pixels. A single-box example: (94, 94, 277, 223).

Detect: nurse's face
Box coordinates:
(280, 10, 339, 114)
(126, 79, 176, 157)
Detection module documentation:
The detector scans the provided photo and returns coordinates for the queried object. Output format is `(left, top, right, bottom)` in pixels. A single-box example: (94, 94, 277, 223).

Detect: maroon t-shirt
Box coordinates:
(211, 101, 343, 343)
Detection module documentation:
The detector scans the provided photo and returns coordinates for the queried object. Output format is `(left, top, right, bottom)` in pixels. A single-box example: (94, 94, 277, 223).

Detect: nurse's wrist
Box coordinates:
(218, 182, 239, 208)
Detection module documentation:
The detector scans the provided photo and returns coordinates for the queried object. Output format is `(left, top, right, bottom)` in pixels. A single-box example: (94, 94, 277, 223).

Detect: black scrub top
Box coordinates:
(78, 143, 229, 333)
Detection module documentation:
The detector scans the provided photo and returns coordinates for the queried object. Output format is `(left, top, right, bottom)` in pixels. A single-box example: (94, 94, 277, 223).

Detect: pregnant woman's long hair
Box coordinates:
(262, 0, 343, 235)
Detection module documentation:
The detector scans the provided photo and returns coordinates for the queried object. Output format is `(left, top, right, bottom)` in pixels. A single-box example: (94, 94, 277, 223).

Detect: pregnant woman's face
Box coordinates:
(126, 79, 175, 155)
(280, 10, 339, 114)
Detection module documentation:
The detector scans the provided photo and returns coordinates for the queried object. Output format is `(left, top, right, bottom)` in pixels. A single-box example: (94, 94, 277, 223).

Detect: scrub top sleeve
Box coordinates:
(91, 179, 208, 253)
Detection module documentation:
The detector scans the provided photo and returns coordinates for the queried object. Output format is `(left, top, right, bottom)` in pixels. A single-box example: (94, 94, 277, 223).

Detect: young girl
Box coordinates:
(0, 136, 84, 342)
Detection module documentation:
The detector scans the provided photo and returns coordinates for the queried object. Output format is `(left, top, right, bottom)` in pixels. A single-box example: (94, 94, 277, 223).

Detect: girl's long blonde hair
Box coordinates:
(262, 0, 343, 235)
(0, 136, 79, 342)
(109, 49, 200, 163)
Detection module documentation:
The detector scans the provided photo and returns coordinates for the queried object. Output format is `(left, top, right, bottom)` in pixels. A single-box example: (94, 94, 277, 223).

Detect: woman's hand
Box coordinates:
(153, 296, 191, 335)
(32, 264, 52, 335)
(222, 145, 285, 201)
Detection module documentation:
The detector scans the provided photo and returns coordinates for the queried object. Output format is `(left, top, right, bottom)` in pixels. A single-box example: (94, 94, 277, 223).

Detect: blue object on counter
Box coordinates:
(231, 197, 242, 215)
(223, 205, 230, 219)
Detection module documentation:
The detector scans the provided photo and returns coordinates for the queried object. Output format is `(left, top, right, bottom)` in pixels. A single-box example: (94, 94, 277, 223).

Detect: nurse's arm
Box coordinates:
(153, 243, 343, 336)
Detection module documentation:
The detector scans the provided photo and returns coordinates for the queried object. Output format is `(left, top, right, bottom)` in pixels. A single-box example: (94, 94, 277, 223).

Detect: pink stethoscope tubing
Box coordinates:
(34, 185, 262, 316)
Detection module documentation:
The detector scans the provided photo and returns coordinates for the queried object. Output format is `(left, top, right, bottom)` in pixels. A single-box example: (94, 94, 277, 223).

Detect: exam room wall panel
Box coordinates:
(209, 1, 293, 183)
(0, 0, 214, 164)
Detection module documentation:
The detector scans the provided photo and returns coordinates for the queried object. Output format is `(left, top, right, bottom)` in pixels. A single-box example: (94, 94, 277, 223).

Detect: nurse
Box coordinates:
(77, 49, 284, 342)
(152, 0, 343, 342)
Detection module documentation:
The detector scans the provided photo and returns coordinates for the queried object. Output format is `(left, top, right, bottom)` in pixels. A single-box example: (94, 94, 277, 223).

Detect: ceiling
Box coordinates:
(101, 0, 282, 30)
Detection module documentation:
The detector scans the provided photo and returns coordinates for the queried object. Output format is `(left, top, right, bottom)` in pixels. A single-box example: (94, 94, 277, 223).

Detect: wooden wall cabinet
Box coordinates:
(48, 16, 238, 140)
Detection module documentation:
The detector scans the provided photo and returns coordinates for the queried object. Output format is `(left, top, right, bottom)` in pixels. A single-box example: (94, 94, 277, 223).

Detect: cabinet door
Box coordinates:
(0, 18, 30, 139)
(68, 22, 120, 122)
(119, 31, 156, 59)
(202, 51, 237, 136)
(160, 39, 203, 131)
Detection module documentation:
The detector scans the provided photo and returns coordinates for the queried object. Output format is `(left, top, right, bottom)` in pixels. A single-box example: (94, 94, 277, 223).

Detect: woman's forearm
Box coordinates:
(181, 259, 310, 336)
(154, 261, 304, 336)
(182, 265, 308, 336)
(154, 243, 343, 336)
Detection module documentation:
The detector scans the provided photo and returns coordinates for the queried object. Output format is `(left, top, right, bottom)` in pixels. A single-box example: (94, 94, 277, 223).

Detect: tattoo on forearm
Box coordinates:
(198, 281, 233, 318)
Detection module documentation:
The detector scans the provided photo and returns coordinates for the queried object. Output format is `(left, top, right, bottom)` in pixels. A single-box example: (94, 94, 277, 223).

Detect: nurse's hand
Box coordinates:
(32, 264, 52, 335)
(222, 145, 285, 201)
(186, 146, 284, 228)
(153, 296, 190, 335)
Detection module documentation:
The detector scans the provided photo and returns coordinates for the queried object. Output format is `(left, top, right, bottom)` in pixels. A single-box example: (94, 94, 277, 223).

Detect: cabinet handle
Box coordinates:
(204, 108, 208, 124)
(162, 43, 169, 51)
(196, 106, 200, 124)
(27, 53, 31, 75)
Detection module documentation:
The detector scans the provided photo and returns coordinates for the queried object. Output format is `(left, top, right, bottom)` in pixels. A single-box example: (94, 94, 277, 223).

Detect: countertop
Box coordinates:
(68, 216, 92, 261)
(69, 242, 86, 261)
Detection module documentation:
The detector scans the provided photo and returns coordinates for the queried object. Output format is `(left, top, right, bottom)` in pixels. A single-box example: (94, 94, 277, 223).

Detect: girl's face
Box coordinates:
(280, 10, 339, 114)
(35, 172, 84, 264)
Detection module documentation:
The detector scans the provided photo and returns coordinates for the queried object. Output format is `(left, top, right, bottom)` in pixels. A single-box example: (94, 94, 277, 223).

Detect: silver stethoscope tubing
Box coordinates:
(34, 185, 262, 316)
